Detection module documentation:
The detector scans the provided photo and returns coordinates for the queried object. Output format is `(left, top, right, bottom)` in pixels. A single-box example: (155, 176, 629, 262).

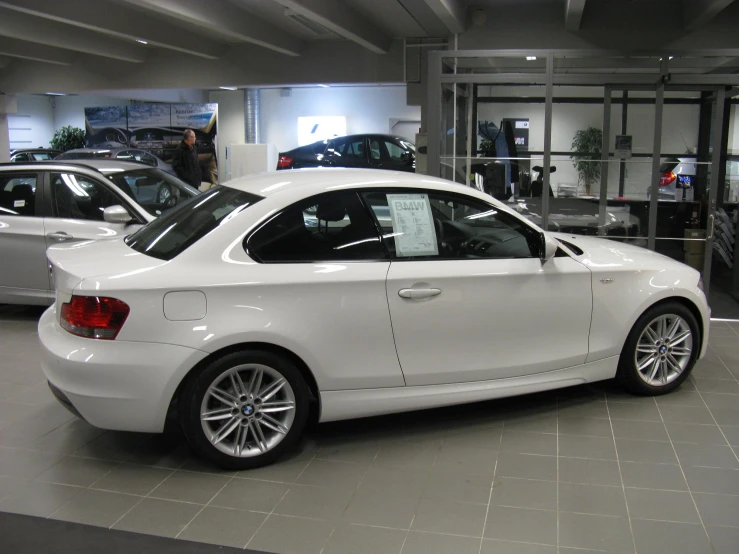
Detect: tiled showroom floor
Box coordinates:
(2, 305, 739, 553)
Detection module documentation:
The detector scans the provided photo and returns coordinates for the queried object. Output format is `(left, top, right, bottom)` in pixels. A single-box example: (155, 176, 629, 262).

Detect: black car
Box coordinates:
(277, 134, 415, 172)
(10, 148, 62, 163)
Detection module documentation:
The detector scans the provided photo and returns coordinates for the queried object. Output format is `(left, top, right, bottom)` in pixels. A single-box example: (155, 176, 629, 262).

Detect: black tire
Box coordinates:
(616, 301, 700, 396)
(180, 350, 310, 470)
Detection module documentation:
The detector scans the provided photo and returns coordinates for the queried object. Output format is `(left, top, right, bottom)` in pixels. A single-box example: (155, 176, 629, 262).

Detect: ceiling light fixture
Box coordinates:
(526, 56, 537, 61)
(45, 92, 67, 96)
(219, 86, 238, 90)
(136, 39, 148, 44)
(318, 84, 330, 88)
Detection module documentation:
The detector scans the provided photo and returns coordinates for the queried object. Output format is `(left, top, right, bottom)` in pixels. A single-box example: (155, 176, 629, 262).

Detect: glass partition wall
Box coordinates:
(429, 50, 739, 317)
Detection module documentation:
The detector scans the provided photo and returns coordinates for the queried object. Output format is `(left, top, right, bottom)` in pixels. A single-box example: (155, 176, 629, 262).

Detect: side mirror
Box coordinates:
(103, 205, 133, 224)
(541, 232, 558, 262)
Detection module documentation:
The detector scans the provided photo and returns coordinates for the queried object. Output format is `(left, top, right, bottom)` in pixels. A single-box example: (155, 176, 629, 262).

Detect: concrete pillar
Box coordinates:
(0, 94, 17, 163)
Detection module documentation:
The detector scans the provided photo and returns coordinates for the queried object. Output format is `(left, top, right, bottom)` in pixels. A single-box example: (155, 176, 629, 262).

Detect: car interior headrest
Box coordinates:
(316, 201, 346, 222)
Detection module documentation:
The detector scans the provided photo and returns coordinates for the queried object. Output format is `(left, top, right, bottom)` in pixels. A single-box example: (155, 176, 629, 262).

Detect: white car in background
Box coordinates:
(39, 168, 709, 469)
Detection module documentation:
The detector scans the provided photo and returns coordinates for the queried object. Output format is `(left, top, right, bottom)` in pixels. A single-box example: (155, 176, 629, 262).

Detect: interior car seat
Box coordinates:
(10, 184, 35, 216)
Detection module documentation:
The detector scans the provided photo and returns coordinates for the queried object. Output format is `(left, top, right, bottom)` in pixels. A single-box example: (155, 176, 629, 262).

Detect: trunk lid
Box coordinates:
(48, 237, 167, 300)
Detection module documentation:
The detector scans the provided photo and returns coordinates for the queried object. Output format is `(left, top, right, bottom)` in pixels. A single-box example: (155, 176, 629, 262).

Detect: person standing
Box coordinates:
(172, 129, 202, 188)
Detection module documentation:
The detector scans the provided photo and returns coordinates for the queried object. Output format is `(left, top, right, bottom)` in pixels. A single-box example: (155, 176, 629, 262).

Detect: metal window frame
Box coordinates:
(428, 49, 739, 296)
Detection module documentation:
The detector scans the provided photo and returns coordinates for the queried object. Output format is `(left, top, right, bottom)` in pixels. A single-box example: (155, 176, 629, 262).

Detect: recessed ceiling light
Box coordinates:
(219, 86, 238, 90)
(45, 92, 66, 96)
(136, 39, 148, 44)
(526, 56, 537, 61)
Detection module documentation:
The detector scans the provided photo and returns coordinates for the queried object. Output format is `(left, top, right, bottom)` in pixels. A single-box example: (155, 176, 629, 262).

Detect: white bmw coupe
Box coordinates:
(39, 169, 709, 469)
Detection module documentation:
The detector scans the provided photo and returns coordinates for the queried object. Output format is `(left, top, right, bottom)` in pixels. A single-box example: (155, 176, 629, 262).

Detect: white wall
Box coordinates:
(208, 89, 245, 182)
(260, 85, 421, 153)
(9, 95, 55, 150)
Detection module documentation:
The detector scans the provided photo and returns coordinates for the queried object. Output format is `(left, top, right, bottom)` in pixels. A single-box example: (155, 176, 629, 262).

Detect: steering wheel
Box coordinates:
(156, 184, 172, 204)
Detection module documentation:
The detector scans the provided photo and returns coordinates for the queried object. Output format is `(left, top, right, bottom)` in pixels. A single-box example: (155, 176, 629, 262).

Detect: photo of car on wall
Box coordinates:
(84, 103, 218, 182)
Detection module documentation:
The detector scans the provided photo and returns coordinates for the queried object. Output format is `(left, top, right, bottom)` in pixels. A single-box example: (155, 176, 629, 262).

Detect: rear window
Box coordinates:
(125, 187, 262, 260)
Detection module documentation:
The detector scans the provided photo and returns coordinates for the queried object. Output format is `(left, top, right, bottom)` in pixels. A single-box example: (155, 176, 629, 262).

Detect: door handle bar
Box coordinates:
(47, 232, 75, 241)
(398, 288, 442, 299)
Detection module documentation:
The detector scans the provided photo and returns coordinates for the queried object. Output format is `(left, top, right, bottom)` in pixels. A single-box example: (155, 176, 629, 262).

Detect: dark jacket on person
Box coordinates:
(172, 140, 202, 188)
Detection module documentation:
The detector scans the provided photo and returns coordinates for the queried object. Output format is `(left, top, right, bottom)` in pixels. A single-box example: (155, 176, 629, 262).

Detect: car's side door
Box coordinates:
(325, 137, 369, 168)
(44, 171, 144, 245)
(0, 171, 52, 301)
(363, 189, 593, 386)
(367, 138, 414, 172)
(245, 190, 405, 390)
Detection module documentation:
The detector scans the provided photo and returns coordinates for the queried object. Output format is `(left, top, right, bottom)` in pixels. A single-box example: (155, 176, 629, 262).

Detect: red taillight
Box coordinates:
(659, 171, 676, 187)
(60, 296, 130, 340)
(277, 155, 293, 169)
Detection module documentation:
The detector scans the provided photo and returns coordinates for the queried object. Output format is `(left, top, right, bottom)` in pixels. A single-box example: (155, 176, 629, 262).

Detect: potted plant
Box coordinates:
(570, 127, 603, 195)
(50, 126, 86, 151)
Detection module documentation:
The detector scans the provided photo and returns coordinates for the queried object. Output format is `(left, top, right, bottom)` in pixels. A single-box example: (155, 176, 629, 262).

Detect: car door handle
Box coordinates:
(47, 232, 75, 242)
(398, 288, 442, 299)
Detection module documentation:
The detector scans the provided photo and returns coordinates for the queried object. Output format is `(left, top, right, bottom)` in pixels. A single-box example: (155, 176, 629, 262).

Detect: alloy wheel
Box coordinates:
(200, 364, 296, 457)
(634, 314, 693, 387)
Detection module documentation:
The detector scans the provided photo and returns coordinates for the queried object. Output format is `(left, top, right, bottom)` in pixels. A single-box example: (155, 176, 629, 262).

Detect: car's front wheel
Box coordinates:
(180, 350, 310, 470)
(616, 302, 700, 395)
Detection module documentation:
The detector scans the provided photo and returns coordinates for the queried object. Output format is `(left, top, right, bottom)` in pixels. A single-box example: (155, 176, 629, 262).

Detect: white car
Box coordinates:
(39, 168, 709, 469)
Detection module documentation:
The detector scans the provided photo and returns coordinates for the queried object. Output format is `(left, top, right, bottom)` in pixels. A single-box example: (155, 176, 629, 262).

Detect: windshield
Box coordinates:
(105, 168, 199, 216)
(125, 187, 263, 260)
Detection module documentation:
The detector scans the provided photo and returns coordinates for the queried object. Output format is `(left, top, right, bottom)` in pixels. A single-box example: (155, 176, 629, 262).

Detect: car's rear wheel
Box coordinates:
(616, 302, 700, 395)
(180, 350, 310, 470)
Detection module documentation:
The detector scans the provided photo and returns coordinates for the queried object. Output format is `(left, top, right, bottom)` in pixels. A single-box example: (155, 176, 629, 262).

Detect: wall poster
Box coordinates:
(84, 103, 218, 183)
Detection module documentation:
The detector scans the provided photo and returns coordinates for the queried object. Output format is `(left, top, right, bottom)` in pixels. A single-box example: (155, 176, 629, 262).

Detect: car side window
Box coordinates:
(385, 141, 407, 161)
(362, 190, 541, 260)
(330, 138, 365, 161)
(11, 153, 29, 162)
(247, 191, 386, 263)
(369, 139, 382, 160)
(0, 174, 38, 217)
(116, 150, 134, 161)
(51, 173, 126, 221)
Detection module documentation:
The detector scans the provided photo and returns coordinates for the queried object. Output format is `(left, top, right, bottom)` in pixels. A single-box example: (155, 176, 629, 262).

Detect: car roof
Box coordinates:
(223, 168, 472, 201)
(10, 148, 61, 154)
(1, 159, 154, 172)
(61, 147, 124, 153)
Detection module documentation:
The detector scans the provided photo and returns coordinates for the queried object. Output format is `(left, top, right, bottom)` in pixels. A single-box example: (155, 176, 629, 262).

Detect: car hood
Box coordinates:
(551, 233, 691, 273)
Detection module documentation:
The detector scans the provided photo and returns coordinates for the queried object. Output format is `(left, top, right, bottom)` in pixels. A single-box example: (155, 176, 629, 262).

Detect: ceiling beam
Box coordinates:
(272, 0, 393, 54)
(0, 8, 146, 62)
(0, 0, 225, 60)
(565, 0, 587, 31)
(421, 0, 466, 34)
(0, 37, 76, 65)
(116, 0, 304, 56)
(684, 0, 738, 30)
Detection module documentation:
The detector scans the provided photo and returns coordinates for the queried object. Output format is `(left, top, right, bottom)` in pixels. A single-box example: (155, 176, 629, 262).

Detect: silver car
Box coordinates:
(0, 159, 199, 306)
